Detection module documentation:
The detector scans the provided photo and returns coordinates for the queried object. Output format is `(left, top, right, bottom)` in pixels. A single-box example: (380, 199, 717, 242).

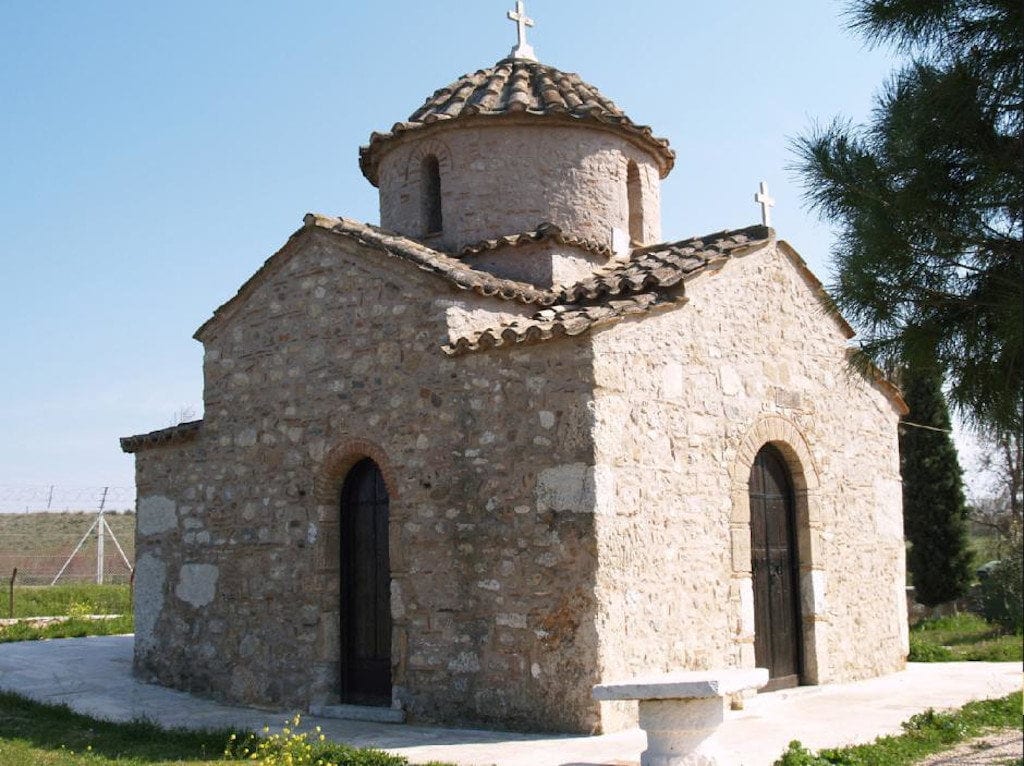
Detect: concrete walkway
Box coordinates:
(0, 635, 1020, 766)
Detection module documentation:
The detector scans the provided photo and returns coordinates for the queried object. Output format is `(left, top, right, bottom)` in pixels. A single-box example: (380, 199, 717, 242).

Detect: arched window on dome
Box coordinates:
(627, 160, 643, 244)
(421, 155, 443, 236)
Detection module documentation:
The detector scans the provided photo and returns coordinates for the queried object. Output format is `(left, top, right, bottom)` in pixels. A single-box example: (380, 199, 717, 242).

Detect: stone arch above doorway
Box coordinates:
(728, 416, 827, 684)
(749, 443, 803, 690)
(338, 457, 393, 706)
(315, 438, 399, 507)
(729, 415, 819, 499)
(309, 438, 402, 707)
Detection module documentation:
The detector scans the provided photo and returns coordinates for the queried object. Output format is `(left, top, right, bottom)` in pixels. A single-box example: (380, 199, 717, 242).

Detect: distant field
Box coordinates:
(0, 512, 134, 585)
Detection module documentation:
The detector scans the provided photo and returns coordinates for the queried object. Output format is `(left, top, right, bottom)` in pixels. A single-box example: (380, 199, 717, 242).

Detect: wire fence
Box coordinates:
(0, 486, 136, 586)
(0, 485, 135, 513)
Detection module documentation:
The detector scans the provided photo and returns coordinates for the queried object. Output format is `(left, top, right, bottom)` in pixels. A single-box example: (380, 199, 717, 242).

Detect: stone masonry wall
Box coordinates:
(132, 228, 607, 733)
(132, 228, 908, 736)
(587, 243, 907, 732)
(460, 240, 611, 289)
(376, 123, 662, 253)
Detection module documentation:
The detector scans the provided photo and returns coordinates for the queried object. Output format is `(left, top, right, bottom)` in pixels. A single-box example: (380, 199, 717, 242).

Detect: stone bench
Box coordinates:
(593, 668, 769, 766)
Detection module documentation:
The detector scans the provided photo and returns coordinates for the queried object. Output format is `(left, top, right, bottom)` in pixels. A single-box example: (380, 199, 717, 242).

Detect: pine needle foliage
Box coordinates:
(793, 0, 1023, 432)
(900, 366, 973, 606)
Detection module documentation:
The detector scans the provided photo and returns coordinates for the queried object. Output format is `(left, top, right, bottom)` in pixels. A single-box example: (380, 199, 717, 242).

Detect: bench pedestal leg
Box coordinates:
(637, 697, 726, 766)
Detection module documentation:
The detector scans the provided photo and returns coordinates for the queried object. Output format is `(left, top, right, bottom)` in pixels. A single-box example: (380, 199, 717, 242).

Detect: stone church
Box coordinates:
(122, 12, 909, 735)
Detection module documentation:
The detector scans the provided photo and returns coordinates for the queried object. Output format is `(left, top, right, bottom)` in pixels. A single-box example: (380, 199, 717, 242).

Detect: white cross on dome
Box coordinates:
(507, 1, 537, 61)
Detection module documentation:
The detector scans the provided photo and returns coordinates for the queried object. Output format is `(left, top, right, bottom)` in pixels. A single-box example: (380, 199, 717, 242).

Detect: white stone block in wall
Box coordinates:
(718, 365, 742, 397)
(738, 578, 755, 638)
(536, 463, 597, 513)
(872, 477, 904, 540)
(175, 563, 219, 608)
(662, 362, 684, 400)
(801, 570, 827, 616)
(133, 553, 166, 653)
(137, 495, 177, 535)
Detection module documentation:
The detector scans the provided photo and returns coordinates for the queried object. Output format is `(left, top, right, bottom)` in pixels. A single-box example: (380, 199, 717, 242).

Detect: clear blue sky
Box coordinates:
(0, 1, 905, 509)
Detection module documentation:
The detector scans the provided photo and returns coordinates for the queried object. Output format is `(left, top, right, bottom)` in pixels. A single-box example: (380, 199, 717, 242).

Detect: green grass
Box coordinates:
(0, 690, 231, 765)
(0, 691, 450, 765)
(0, 583, 134, 643)
(775, 691, 1023, 765)
(0, 614, 133, 644)
(1, 583, 132, 619)
(908, 613, 1023, 662)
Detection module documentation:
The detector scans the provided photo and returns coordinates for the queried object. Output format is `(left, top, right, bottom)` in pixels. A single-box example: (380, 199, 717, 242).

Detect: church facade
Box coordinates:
(122, 35, 909, 734)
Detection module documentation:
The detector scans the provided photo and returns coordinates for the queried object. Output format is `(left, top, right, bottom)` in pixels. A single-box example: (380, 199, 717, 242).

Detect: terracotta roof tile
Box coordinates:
(305, 217, 769, 311)
(444, 225, 774, 355)
(195, 214, 772, 355)
(303, 215, 560, 305)
(443, 292, 681, 356)
(360, 58, 674, 185)
(552, 225, 771, 305)
(460, 222, 615, 260)
(121, 420, 202, 454)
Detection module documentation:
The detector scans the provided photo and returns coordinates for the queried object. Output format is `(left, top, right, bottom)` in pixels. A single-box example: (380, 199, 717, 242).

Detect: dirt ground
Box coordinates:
(917, 728, 1023, 766)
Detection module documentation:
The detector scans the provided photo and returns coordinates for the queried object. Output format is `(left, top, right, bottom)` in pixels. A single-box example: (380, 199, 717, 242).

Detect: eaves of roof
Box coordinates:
(121, 420, 202, 454)
(359, 57, 675, 185)
(193, 215, 774, 351)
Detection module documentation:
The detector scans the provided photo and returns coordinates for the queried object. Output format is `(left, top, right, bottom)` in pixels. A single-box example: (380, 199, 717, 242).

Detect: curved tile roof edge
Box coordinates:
(121, 420, 203, 453)
(193, 215, 564, 342)
(460, 222, 615, 260)
(444, 225, 777, 356)
(360, 112, 675, 186)
(305, 215, 562, 305)
(192, 215, 773, 344)
(359, 58, 675, 185)
(443, 291, 686, 356)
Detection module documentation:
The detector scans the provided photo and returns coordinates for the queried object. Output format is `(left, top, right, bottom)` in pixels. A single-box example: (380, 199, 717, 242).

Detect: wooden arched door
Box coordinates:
(748, 444, 803, 691)
(340, 458, 392, 706)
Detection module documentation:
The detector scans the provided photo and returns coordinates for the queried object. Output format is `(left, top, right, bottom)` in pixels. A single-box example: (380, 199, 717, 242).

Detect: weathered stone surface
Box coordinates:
(535, 463, 596, 513)
(127, 233, 905, 735)
(175, 563, 219, 608)
(122, 49, 907, 737)
(377, 124, 662, 255)
(128, 235, 604, 731)
(593, 669, 769, 701)
(137, 495, 177, 535)
(589, 243, 907, 730)
(133, 553, 165, 654)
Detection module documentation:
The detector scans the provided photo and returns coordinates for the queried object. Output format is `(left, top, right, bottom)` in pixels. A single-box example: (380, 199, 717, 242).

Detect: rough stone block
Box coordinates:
(175, 563, 219, 608)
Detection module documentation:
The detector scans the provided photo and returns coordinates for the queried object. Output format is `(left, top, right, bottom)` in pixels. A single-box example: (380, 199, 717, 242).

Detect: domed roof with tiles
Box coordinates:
(359, 57, 675, 185)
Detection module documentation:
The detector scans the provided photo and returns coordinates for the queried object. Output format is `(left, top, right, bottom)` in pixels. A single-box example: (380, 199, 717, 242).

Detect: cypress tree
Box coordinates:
(900, 366, 973, 607)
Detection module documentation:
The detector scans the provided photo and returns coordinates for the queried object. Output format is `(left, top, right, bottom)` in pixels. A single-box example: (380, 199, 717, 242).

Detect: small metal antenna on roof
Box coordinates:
(507, 1, 537, 61)
(755, 181, 776, 227)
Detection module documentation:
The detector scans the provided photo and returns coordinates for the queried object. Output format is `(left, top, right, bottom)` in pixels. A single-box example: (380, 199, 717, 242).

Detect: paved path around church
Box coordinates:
(0, 636, 1020, 766)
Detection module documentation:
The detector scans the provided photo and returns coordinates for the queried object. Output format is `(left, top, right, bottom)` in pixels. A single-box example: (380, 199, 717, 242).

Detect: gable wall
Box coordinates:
(588, 244, 907, 731)
(132, 231, 605, 732)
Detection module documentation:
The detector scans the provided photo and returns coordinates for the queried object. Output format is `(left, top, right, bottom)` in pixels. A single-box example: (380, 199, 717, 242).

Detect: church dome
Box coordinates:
(359, 57, 675, 186)
(362, 48, 674, 274)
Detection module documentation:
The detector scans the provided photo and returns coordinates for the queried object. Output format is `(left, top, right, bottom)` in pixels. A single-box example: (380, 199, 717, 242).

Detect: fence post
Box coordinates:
(96, 487, 108, 585)
(8, 568, 16, 619)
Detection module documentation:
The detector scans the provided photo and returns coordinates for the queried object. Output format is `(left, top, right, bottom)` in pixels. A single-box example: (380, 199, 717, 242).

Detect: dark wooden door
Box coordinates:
(340, 458, 392, 706)
(749, 445, 802, 691)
